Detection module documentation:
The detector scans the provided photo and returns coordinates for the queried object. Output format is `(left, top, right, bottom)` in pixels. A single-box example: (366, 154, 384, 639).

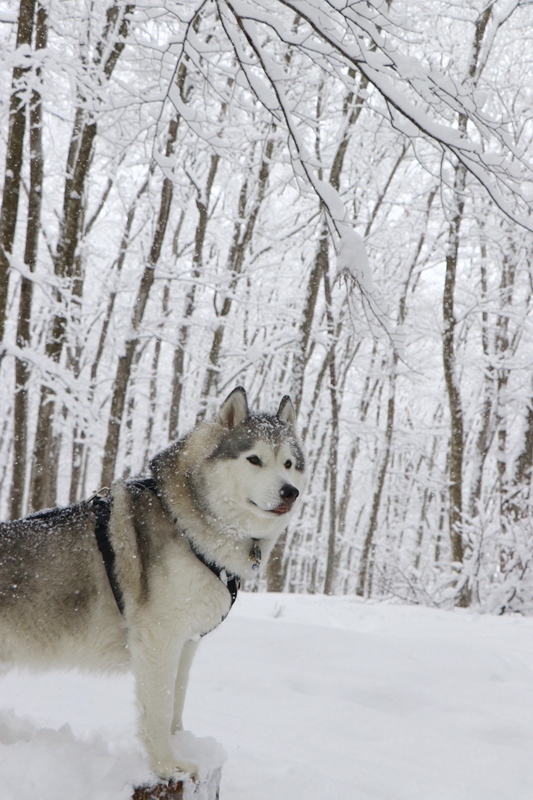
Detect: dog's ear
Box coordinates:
(218, 386, 249, 429)
(277, 395, 296, 427)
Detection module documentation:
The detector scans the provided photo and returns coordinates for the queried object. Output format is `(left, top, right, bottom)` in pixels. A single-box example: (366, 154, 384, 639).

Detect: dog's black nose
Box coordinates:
(280, 484, 299, 503)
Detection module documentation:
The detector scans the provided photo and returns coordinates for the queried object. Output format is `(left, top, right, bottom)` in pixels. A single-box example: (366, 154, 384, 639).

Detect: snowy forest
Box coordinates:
(1, 0, 533, 612)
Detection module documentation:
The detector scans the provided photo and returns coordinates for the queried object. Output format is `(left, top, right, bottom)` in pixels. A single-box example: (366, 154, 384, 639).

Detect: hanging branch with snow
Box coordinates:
(165, 0, 532, 355)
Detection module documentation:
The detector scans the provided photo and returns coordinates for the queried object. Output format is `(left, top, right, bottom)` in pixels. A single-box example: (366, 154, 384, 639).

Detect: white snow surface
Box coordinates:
(2, 593, 533, 799)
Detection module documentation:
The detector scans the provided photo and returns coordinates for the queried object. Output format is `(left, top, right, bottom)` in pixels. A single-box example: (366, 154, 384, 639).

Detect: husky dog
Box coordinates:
(0, 387, 304, 779)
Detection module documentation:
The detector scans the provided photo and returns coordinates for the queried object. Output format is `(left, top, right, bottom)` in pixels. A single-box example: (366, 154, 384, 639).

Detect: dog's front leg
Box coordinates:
(130, 633, 198, 780)
(171, 639, 199, 734)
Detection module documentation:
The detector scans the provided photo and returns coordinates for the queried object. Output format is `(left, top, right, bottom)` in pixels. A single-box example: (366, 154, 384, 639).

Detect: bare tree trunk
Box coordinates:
(100, 118, 178, 487)
(469, 227, 520, 525)
(442, 165, 467, 540)
(494, 249, 517, 514)
(169, 152, 219, 438)
(336, 342, 376, 550)
(29, 2, 136, 510)
(291, 73, 368, 412)
(68, 173, 151, 502)
(322, 257, 340, 595)
(143, 286, 171, 466)
(354, 183, 438, 595)
(291, 241, 324, 415)
(356, 357, 396, 597)
(266, 529, 289, 593)
(267, 74, 368, 589)
(507, 370, 533, 521)
(267, 225, 328, 592)
(0, 0, 36, 345)
(467, 235, 494, 518)
(413, 422, 442, 573)
(441, 4, 495, 608)
(9, 2, 47, 518)
(198, 137, 274, 412)
(29, 109, 99, 510)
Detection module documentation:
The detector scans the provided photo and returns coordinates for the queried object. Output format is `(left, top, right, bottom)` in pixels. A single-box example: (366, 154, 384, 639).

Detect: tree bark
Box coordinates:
(198, 137, 274, 413)
(322, 255, 340, 595)
(442, 163, 467, 568)
(29, 2, 136, 510)
(169, 152, 219, 438)
(441, 162, 475, 612)
(356, 358, 396, 597)
(0, 0, 37, 345)
(9, 2, 47, 518)
(100, 118, 178, 487)
(441, 3, 495, 607)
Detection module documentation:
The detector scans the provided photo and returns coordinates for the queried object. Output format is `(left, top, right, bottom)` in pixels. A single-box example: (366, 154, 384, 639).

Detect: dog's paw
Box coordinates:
(152, 757, 199, 782)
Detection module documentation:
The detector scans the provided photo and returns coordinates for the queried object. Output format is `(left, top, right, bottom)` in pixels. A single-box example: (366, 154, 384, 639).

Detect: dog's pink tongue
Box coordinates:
(271, 502, 291, 515)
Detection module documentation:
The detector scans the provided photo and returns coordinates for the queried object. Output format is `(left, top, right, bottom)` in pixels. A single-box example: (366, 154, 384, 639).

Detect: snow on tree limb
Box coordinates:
(163, 0, 533, 352)
(170, 0, 532, 229)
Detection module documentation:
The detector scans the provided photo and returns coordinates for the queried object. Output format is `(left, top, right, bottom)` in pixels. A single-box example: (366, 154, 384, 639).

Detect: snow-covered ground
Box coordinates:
(2, 593, 533, 799)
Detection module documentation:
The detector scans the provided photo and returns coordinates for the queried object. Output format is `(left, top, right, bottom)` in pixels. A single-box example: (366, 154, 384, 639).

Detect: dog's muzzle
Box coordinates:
(270, 483, 299, 515)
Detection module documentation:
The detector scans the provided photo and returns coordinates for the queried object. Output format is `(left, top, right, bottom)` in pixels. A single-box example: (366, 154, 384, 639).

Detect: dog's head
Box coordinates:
(201, 387, 305, 535)
(151, 387, 305, 539)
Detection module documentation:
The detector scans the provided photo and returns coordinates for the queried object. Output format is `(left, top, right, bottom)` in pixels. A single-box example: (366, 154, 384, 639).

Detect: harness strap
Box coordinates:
(91, 493, 125, 615)
(91, 479, 158, 615)
(188, 538, 240, 609)
(90, 477, 241, 632)
(188, 538, 240, 637)
(129, 476, 158, 493)
(140, 478, 241, 619)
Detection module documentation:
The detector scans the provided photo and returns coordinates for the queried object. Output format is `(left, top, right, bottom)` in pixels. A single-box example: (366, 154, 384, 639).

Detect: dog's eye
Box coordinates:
(247, 455, 262, 466)
(284, 459, 292, 469)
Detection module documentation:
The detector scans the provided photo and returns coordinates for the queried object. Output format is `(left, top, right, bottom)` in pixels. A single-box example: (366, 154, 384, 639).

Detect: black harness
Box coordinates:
(91, 490, 125, 615)
(188, 538, 240, 608)
(89, 478, 240, 631)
